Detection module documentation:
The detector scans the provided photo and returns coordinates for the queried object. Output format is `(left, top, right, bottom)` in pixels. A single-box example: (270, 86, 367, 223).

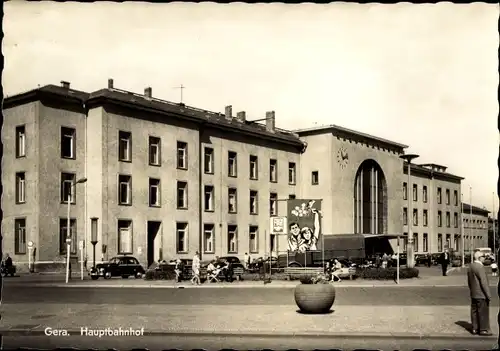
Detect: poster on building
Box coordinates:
(287, 199, 322, 252)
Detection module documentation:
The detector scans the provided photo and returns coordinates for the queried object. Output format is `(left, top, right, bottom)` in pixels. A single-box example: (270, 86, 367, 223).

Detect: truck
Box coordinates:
(277, 234, 366, 268)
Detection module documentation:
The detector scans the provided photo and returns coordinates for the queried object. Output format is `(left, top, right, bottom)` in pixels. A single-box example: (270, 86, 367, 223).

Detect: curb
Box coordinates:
(0, 328, 495, 340)
(15, 283, 492, 289)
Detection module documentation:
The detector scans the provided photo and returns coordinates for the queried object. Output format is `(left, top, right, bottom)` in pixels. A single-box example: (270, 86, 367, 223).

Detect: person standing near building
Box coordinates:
(244, 253, 249, 270)
(467, 250, 492, 336)
(191, 252, 201, 285)
(440, 249, 450, 276)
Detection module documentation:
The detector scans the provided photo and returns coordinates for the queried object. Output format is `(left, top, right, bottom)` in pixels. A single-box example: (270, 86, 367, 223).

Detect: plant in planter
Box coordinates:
(294, 273, 335, 314)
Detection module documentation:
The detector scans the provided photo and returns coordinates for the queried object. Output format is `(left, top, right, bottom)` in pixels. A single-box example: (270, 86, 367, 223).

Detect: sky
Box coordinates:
(3, 2, 499, 213)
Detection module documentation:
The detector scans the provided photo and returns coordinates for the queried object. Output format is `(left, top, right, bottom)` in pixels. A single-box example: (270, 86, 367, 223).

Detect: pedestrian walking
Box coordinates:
(491, 262, 498, 277)
(244, 252, 249, 270)
(381, 253, 388, 269)
(440, 249, 450, 276)
(190, 252, 201, 285)
(427, 253, 432, 268)
(467, 250, 492, 336)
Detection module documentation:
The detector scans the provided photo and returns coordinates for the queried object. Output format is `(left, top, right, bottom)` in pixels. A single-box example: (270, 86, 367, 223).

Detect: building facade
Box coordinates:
(2, 80, 481, 271)
(462, 203, 489, 252)
(401, 163, 463, 255)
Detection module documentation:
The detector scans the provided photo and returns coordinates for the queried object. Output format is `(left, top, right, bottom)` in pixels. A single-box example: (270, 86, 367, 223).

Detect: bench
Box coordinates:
(284, 267, 323, 280)
(186, 266, 245, 281)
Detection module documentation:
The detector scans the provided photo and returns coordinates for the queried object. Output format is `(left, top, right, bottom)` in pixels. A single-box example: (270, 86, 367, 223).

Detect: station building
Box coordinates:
(1, 80, 478, 271)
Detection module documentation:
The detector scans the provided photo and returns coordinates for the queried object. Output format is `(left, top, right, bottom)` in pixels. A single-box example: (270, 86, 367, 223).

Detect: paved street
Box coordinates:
(2, 285, 500, 306)
(2, 334, 497, 351)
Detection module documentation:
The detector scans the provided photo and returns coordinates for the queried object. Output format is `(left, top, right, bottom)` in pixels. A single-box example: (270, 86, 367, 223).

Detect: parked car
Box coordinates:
(91, 255, 145, 280)
(217, 256, 245, 270)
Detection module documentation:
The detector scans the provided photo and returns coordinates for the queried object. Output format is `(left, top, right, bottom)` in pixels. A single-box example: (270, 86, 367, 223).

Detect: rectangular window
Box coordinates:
(249, 226, 258, 253)
(204, 147, 214, 174)
(118, 220, 133, 254)
(412, 184, 418, 202)
(203, 224, 214, 253)
(437, 187, 442, 204)
(437, 211, 442, 227)
(61, 127, 76, 159)
(16, 125, 26, 158)
(446, 212, 451, 228)
(311, 171, 319, 185)
(60, 218, 77, 254)
(149, 136, 161, 166)
(446, 189, 450, 205)
(438, 234, 443, 252)
(423, 186, 428, 203)
(269, 159, 278, 183)
(453, 190, 458, 206)
(403, 182, 407, 200)
(454, 212, 458, 228)
(413, 209, 418, 226)
(446, 234, 451, 249)
(270, 192, 278, 216)
(228, 151, 237, 177)
(204, 185, 214, 212)
(423, 233, 428, 252)
(177, 181, 188, 209)
(227, 225, 238, 254)
(423, 210, 428, 227)
(403, 207, 408, 225)
(176, 222, 188, 253)
(118, 175, 132, 205)
(403, 232, 408, 252)
(289, 194, 296, 199)
(249, 155, 258, 180)
(177, 141, 188, 169)
(413, 233, 418, 252)
(61, 173, 76, 203)
(15, 172, 26, 204)
(454, 235, 459, 251)
(118, 131, 132, 162)
(228, 188, 237, 213)
(14, 218, 27, 254)
(149, 178, 160, 207)
(288, 162, 296, 185)
(250, 190, 258, 215)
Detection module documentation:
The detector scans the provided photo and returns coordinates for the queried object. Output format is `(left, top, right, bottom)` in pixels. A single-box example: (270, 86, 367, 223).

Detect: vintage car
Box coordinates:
(91, 255, 145, 280)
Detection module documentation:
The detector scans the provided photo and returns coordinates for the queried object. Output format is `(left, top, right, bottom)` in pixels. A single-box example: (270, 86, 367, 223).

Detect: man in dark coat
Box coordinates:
(440, 249, 450, 276)
(468, 251, 492, 335)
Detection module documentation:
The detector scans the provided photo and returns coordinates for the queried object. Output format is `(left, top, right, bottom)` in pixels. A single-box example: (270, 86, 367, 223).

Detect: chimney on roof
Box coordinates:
(60, 81, 70, 89)
(236, 111, 246, 123)
(225, 105, 232, 121)
(108, 79, 114, 89)
(144, 87, 152, 98)
(266, 111, 275, 133)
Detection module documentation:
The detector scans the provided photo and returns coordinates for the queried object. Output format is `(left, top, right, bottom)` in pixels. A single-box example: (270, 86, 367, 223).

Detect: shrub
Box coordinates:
(143, 267, 176, 280)
(299, 275, 314, 284)
(240, 272, 292, 281)
(356, 267, 419, 280)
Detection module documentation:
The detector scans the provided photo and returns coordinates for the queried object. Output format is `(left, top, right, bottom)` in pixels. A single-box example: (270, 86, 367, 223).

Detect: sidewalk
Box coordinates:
(0, 302, 497, 339)
(4, 273, 496, 288)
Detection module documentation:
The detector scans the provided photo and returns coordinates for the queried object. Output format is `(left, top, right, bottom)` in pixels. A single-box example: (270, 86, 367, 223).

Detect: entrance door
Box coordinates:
(147, 221, 161, 268)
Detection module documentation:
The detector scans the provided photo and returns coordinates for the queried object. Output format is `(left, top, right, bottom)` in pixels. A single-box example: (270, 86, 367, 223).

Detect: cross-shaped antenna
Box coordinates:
(174, 84, 186, 103)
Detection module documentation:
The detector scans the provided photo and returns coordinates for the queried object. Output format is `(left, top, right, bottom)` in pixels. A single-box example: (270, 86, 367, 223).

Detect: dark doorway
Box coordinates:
(147, 221, 161, 268)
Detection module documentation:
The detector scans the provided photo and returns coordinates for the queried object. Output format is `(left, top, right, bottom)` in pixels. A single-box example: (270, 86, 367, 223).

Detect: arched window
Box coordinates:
(354, 159, 388, 234)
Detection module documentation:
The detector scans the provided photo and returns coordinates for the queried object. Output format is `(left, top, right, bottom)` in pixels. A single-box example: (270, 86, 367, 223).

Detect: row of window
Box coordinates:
(402, 183, 459, 206)
(13, 217, 78, 255)
(15, 125, 77, 159)
(12, 217, 271, 256)
(403, 208, 459, 228)
(403, 232, 484, 253)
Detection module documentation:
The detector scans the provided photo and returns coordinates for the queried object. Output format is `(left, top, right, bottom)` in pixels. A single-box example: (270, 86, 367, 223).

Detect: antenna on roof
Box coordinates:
(174, 84, 186, 104)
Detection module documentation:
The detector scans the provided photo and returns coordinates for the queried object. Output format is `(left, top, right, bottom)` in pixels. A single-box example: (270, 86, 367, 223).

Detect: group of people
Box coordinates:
(173, 252, 236, 285)
(324, 258, 345, 282)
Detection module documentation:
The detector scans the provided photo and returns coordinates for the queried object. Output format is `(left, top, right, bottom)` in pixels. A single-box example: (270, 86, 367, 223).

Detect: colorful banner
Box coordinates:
(287, 199, 322, 252)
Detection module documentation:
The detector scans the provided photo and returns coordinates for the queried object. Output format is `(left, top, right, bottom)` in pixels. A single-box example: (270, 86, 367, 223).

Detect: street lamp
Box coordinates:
(90, 218, 99, 269)
(65, 177, 87, 284)
(400, 154, 419, 269)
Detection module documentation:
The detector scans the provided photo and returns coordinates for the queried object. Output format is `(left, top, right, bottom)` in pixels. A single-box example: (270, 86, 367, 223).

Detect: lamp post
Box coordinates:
(400, 154, 419, 269)
(90, 217, 98, 269)
(66, 177, 87, 284)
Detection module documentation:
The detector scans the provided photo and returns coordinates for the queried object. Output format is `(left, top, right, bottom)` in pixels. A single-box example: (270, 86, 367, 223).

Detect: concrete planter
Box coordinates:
(294, 283, 335, 314)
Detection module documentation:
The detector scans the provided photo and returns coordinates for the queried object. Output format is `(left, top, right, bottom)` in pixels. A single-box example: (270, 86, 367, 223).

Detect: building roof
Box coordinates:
(4, 83, 305, 150)
(462, 203, 490, 215)
(294, 124, 409, 151)
(405, 162, 464, 182)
